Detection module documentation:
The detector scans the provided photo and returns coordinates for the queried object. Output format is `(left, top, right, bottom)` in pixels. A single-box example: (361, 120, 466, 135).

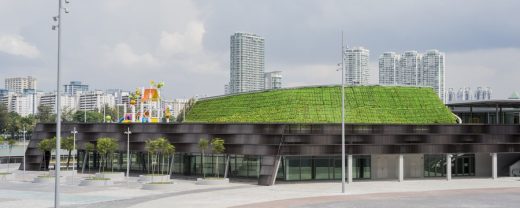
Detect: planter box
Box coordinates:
(94, 172, 125, 181)
(195, 178, 229, 185)
(49, 170, 77, 177)
(138, 175, 171, 183)
(141, 182, 175, 190)
(33, 176, 56, 184)
(79, 179, 114, 186)
(0, 173, 15, 181)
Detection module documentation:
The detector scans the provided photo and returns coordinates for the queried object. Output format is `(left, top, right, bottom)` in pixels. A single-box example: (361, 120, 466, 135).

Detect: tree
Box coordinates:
(5, 112, 21, 139)
(211, 138, 225, 178)
(61, 106, 75, 122)
(198, 138, 209, 178)
(96, 137, 119, 174)
(72, 110, 103, 123)
(61, 136, 74, 169)
(36, 104, 54, 123)
(20, 115, 37, 135)
(83, 143, 96, 173)
(0, 104, 8, 131)
(0, 136, 4, 167)
(145, 138, 159, 177)
(7, 139, 16, 172)
(37, 138, 54, 171)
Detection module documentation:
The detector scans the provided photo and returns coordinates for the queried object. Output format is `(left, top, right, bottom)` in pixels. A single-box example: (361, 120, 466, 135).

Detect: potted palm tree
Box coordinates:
(140, 138, 174, 183)
(80, 137, 120, 186)
(196, 138, 229, 185)
(81, 143, 95, 173)
(141, 137, 176, 190)
(33, 138, 56, 184)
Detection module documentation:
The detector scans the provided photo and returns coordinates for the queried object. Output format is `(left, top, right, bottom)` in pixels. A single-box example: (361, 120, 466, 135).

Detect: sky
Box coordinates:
(0, 0, 519, 99)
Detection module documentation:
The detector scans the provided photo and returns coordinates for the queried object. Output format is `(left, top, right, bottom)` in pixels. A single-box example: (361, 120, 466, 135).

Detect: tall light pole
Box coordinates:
(71, 127, 78, 184)
(22, 127, 27, 175)
(124, 127, 132, 181)
(340, 31, 346, 194)
(51, 0, 70, 207)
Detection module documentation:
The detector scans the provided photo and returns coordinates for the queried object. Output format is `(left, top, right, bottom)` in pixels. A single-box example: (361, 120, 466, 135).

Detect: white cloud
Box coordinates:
(104, 43, 160, 68)
(0, 35, 39, 58)
(159, 21, 205, 56)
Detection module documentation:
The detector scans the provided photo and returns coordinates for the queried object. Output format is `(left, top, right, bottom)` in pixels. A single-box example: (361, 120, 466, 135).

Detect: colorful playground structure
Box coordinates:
(119, 81, 172, 123)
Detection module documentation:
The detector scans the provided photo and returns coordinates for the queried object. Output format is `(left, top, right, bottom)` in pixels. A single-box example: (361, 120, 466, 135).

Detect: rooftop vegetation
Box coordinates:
(185, 86, 457, 124)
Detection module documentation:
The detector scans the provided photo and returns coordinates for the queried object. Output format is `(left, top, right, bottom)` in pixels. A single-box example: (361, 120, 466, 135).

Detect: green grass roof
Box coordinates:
(185, 85, 457, 124)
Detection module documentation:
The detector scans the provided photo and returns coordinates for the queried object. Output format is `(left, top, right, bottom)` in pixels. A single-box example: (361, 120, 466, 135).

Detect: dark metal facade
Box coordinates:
(24, 123, 520, 184)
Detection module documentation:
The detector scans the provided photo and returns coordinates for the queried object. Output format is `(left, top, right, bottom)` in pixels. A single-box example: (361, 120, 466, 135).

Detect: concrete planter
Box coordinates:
(33, 176, 56, 184)
(141, 182, 175, 190)
(79, 179, 114, 186)
(95, 172, 125, 181)
(138, 175, 171, 183)
(196, 178, 229, 185)
(0, 173, 15, 181)
(49, 170, 77, 177)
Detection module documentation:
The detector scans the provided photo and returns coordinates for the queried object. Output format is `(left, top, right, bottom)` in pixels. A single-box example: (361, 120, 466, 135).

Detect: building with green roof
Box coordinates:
(185, 85, 457, 124)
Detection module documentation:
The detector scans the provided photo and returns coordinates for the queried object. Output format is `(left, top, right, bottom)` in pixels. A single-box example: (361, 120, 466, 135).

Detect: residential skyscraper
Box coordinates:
(229, 32, 265, 94)
(421, 50, 445, 102)
(264, 71, 282, 90)
(344, 47, 369, 86)
(64, 81, 89, 96)
(5, 76, 37, 93)
(378, 52, 399, 85)
(397, 51, 421, 86)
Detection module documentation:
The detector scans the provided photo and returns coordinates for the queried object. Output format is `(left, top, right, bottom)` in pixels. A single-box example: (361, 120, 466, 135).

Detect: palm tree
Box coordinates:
(198, 138, 209, 178)
(82, 143, 95, 173)
(211, 138, 225, 178)
(7, 139, 16, 172)
(37, 138, 53, 172)
(96, 137, 119, 175)
(61, 136, 74, 170)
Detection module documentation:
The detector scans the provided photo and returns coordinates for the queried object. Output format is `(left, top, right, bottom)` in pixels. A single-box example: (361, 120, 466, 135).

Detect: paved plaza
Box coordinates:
(1, 169, 520, 208)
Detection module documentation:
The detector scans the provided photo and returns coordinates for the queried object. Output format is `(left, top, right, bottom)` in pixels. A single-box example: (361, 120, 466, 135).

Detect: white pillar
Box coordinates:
(446, 154, 452, 181)
(398, 154, 404, 182)
(491, 153, 498, 179)
(347, 154, 353, 183)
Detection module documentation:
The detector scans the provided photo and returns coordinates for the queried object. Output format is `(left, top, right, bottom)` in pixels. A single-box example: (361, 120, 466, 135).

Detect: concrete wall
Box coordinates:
(404, 154, 424, 178)
(371, 154, 399, 180)
(475, 153, 492, 177)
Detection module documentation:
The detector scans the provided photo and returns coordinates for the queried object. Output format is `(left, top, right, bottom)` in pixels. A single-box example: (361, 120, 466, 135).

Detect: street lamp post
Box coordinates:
(51, 0, 70, 207)
(340, 31, 346, 194)
(71, 127, 78, 184)
(22, 127, 27, 175)
(124, 127, 132, 182)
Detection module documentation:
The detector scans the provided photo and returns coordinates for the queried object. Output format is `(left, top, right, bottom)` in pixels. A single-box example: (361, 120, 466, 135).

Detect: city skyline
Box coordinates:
(0, 1, 519, 99)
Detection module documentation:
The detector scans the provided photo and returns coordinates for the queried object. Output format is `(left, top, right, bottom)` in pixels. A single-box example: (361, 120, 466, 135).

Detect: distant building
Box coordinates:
(449, 87, 491, 103)
(378, 52, 399, 85)
(78, 91, 115, 111)
(378, 50, 445, 102)
(39, 93, 77, 112)
(229, 32, 265, 94)
(344, 47, 369, 86)
(5, 76, 37, 93)
(64, 81, 89, 96)
(447, 88, 456, 103)
(224, 84, 230, 95)
(397, 51, 421, 86)
(171, 99, 189, 119)
(264, 71, 282, 90)
(421, 50, 445, 102)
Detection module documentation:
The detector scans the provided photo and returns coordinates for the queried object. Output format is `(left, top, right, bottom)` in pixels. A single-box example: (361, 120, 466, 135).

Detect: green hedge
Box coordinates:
(185, 86, 457, 124)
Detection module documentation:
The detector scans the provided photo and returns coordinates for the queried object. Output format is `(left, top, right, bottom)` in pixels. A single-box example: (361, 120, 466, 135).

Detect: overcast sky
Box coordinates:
(1, 0, 519, 99)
